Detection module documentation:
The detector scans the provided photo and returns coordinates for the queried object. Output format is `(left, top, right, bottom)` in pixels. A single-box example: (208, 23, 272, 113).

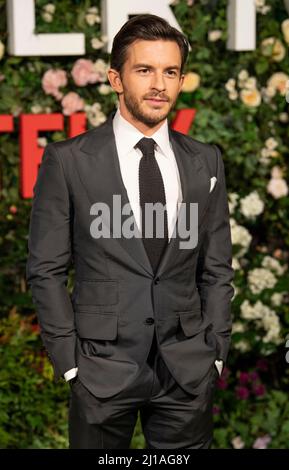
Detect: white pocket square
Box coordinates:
(210, 176, 217, 193)
(215, 359, 223, 376)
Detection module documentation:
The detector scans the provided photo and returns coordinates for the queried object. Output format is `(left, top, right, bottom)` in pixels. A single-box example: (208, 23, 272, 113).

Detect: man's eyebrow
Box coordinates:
(132, 63, 181, 71)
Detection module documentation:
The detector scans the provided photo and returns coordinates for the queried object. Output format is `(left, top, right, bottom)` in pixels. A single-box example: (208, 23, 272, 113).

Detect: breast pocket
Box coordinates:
(74, 279, 119, 308)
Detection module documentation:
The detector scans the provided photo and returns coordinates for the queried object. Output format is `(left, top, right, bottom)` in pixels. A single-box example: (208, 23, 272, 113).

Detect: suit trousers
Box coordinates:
(68, 330, 219, 449)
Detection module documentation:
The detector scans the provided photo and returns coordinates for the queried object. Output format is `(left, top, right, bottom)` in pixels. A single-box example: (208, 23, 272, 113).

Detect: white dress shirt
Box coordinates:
(64, 107, 223, 381)
(113, 106, 183, 241)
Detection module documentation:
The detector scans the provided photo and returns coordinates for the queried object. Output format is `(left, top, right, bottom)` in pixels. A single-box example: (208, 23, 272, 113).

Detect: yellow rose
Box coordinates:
(181, 72, 201, 92)
(240, 88, 262, 107)
(261, 37, 286, 62)
(270, 150, 280, 158)
(267, 72, 289, 96)
(0, 40, 5, 61)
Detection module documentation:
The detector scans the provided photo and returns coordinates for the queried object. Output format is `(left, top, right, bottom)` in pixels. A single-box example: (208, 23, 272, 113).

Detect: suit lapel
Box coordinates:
(73, 111, 153, 276)
(72, 111, 211, 278)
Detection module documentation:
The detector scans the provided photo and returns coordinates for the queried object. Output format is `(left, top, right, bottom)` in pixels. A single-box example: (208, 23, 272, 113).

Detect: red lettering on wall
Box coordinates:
(171, 108, 196, 134)
(20, 114, 64, 198)
(0, 109, 196, 199)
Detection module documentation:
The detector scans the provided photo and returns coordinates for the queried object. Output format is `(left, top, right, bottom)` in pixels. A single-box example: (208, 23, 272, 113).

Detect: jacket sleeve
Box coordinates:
(196, 144, 235, 366)
(26, 143, 77, 382)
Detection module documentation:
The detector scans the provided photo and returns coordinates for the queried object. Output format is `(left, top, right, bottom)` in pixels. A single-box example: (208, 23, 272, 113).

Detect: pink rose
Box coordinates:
(256, 358, 269, 371)
(216, 366, 230, 390)
(42, 69, 67, 100)
(71, 59, 100, 86)
(248, 370, 260, 382)
(221, 366, 230, 380)
(213, 405, 220, 415)
(9, 205, 18, 214)
(235, 386, 250, 400)
(61, 92, 85, 116)
(252, 383, 266, 397)
(253, 435, 271, 449)
(239, 371, 250, 385)
(273, 249, 282, 259)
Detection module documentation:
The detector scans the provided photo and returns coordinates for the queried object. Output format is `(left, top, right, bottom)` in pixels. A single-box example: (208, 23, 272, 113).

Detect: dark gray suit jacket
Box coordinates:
(26, 110, 234, 398)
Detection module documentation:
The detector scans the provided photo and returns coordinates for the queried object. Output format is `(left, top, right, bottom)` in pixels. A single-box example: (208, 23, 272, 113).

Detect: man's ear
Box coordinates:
(107, 68, 124, 94)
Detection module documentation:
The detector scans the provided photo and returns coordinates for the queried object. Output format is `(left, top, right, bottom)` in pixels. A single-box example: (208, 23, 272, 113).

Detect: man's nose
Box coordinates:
(150, 72, 166, 91)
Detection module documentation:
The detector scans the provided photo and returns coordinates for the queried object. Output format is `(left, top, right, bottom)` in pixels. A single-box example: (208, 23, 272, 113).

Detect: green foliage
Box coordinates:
(212, 360, 289, 448)
(0, 311, 69, 448)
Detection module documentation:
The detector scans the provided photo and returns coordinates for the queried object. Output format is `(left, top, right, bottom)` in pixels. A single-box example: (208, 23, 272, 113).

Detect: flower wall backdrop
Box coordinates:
(0, 0, 289, 449)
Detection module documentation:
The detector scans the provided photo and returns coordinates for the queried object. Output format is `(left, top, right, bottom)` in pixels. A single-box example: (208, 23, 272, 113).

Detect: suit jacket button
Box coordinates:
(145, 317, 154, 325)
(154, 277, 159, 285)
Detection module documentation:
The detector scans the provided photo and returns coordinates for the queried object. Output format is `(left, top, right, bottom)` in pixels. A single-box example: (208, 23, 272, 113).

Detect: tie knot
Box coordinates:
(135, 137, 156, 157)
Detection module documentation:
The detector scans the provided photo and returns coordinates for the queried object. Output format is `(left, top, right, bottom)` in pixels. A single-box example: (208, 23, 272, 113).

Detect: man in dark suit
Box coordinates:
(26, 14, 234, 449)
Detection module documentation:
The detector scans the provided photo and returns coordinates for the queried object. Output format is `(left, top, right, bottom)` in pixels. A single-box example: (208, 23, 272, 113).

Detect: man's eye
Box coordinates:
(139, 69, 149, 73)
(166, 70, 177, 76)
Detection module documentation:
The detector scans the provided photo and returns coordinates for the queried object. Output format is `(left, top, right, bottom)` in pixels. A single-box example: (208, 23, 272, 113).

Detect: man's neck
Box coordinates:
(118, 105, 166, 136)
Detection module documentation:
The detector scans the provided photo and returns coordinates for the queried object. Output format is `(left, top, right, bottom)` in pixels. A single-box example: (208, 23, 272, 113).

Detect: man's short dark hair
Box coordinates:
(110, 14, 190, 77)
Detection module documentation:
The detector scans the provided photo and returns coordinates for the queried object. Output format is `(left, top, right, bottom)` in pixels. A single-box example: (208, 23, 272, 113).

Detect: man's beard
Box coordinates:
(122, 87, 176, 128)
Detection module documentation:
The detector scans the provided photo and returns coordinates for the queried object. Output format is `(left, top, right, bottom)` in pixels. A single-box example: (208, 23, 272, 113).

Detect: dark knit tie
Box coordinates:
(135, 137, 168, 274)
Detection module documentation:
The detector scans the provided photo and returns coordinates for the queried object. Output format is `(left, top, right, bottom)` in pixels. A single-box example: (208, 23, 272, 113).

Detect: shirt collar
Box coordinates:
(112, 106, 172, 158)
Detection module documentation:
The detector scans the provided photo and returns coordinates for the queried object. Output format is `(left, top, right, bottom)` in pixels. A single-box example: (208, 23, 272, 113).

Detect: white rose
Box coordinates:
(208, 30, 222, 42)
(281, 18, 289, 44)
(267, 177, 288, 199)
(230, 218, 252, 256)
(42, 11, 53, 22)
(261, 255, 286, 276)
(43, 3, 55, 14)
(265, 137, 278, 150)
(98, 84, 113, 95)
(244, 77, 257, 90)
(271, 292, 284, 307)
(225, 78, 236, 92)
(85, 102, 107, 127)
(238, 69, 249, 81)
(91, 38, 105, 50)
(229, 90, 238, 100)
(239, 191, 264, 218)
(279, 112, 289, 122)
(248, 268, 277, 294)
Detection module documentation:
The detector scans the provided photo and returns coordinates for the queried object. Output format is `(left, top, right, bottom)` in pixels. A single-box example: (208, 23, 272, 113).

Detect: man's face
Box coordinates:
(109, 40, 185, 128)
